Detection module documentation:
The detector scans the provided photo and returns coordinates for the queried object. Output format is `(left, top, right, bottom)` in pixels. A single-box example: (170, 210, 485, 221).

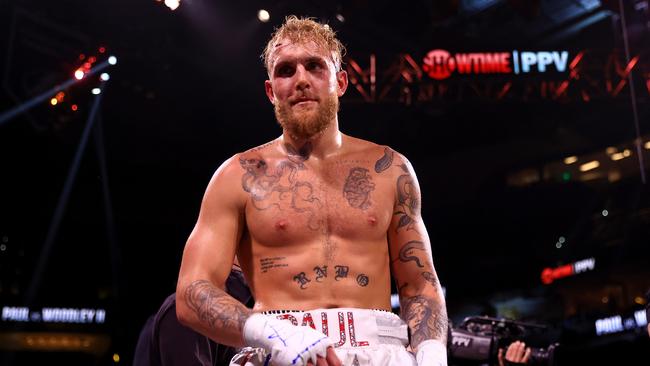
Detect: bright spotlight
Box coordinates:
(164, 0, 180, 11)
(74, 69, 85, 80)
(91, 88, 101, 95)
(258, 9, 270, 22)
(50, 98, 58, 106)
(108, 56, 117, 65)
(563, 156, 578, 165)
(579, 160, 600, 172)
(100, 73, 110, 81)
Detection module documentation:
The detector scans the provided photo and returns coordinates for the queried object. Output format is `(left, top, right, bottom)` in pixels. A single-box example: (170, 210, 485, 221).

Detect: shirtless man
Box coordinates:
(176, 16, 448, 366)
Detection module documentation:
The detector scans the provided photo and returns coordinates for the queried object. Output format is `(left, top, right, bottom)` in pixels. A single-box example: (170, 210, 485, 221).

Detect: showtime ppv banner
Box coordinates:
(422, 49, 570, 79)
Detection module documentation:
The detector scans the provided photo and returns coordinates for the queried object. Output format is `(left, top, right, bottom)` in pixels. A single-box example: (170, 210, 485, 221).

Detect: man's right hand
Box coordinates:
(243, 313, 342, 366)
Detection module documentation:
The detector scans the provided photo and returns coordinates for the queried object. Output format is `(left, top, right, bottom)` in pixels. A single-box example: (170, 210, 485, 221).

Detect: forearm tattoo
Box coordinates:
(422, 272, 439, 287)
(343, 167, 375, 210)
(394, 165, 420, 232)
(184, 280, 249, 331)
(374, 147, 394, 173)
(401, 294, 448, 349)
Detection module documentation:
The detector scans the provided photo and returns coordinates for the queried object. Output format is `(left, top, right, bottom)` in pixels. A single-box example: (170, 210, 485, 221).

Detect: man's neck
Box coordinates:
(281, 121, 342, 161)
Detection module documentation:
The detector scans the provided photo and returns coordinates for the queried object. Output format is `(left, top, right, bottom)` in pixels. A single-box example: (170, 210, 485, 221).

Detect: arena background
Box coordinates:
(0, 0, 649, 364)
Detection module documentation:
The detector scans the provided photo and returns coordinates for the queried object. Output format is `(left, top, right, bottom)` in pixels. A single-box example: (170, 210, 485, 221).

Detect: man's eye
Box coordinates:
(307, 62, 322, 70)
(278, 66, 293, 76)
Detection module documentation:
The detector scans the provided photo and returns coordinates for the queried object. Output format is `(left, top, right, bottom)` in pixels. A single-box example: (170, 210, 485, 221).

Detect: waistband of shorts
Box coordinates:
(262, 308, 392, 314)
(260, 307, 408, 346)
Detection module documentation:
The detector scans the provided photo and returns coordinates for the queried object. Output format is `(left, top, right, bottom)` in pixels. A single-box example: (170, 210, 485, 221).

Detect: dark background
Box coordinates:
(1, 0, 649, 365)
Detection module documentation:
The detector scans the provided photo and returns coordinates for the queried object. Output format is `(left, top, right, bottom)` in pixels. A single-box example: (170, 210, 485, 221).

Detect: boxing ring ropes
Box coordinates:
(0, 56, 120, 308)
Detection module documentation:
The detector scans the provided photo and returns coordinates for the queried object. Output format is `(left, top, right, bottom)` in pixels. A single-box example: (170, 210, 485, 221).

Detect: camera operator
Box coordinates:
(449, 315, 557, 366)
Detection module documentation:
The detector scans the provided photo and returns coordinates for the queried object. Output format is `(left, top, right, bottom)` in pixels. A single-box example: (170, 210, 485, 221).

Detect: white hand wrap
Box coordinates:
(243, 313, 333, 366)
(415, 340, 448, 366)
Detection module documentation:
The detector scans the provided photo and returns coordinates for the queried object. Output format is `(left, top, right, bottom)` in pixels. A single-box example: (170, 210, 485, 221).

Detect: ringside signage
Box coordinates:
(1, 306, 106, 324)
(540, 257, 596, 285)
(422, 49, 570, 80)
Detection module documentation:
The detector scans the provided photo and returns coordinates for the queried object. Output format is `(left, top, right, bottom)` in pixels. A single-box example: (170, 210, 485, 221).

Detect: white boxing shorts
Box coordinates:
(230, 307, 416, 366)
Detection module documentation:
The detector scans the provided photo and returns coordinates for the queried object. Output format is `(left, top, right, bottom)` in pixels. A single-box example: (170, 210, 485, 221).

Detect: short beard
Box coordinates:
(275, 93, 338, 140)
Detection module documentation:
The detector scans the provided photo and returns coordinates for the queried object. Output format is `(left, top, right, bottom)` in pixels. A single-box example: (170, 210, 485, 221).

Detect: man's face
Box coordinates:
(265, 40, 347, 139)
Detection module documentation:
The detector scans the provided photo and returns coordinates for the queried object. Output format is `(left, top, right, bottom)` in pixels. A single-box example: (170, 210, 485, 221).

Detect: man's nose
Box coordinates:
(295, 66, 310, 90)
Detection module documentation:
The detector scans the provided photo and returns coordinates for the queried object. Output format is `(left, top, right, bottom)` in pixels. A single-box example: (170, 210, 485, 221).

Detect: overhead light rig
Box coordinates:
(343, 49, 650, 105)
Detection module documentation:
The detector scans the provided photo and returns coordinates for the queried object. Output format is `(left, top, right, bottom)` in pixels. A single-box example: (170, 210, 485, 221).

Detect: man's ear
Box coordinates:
(264, 80, 275, 104)
(336, 70, 348, 97)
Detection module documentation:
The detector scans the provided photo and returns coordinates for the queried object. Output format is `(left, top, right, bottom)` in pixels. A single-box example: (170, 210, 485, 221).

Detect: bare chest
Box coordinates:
(241, 157, 394, 245)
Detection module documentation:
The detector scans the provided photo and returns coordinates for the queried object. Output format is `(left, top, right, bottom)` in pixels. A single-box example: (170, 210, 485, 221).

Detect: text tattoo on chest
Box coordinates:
(260, 257, 289, 273)
(291, 265, 369, 289)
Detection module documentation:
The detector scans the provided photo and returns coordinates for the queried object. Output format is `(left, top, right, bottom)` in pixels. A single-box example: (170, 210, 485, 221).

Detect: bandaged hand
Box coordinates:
(415, 339, 448, 366)
(243, 313, 333, 366)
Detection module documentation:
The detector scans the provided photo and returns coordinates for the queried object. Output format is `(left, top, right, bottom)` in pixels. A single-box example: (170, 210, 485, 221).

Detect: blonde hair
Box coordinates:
(262, 16, 346, 74)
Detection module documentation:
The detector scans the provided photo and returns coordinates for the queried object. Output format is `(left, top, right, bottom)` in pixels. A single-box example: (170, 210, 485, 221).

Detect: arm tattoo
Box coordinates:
(374, 147, 394, 173)
(422, 272, 439, 287)
(184, 280, 248, 331)
(401, 295, 448, 348)
(394, 240, 426, 268)
(343, 167, 375, 210)
(394, 172, 420, 232)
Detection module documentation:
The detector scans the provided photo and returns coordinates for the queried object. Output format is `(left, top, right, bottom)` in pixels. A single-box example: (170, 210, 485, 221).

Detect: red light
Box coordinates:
(79, 54, 86, 60)
(88, 56, 96, 63)
(83, 62, 91, 70)
(99, 47, 106, 54)
(71, 104, 78, 111)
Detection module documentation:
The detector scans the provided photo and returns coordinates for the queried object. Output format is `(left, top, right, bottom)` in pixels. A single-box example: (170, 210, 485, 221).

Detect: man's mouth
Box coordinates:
(291, 97, 317, 106)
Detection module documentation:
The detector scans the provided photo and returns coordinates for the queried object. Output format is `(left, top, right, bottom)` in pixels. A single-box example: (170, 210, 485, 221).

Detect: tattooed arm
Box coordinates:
(385, 153, 448, 361)
(176, 155, 251, 347)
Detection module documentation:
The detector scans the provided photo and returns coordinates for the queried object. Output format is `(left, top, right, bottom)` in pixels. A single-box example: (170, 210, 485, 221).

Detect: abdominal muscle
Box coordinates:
(237, 237, 393, 312)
